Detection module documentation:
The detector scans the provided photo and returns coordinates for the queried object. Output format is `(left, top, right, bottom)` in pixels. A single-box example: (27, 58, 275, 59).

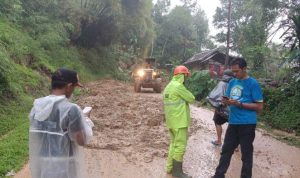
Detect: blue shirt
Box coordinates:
(226, 77, 263, 124)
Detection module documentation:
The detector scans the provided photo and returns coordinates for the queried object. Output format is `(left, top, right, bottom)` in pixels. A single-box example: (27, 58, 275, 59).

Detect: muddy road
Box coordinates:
(15, 80, 300, 178)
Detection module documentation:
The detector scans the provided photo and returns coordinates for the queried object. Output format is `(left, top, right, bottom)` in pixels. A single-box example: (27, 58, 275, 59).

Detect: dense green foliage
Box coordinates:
(280, 0, 300, 78)
(258, 0, 300, 136)
(280, 0, 300, 52)
(214, 0, 279, 73)
(185, 70, 217, 102)
(261, 81, 300, 135)
(0, 97, 31, 177)
(0, 0, 155, 99)
(152, 0, 211, 66)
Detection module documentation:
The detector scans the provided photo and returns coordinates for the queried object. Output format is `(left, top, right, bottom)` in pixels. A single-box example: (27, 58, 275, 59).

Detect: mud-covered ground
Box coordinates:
(15, 80, 300, 178)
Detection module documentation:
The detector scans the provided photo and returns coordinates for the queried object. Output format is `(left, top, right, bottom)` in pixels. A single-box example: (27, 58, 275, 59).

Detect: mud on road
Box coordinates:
(15, 79, 300, 178)
(78, 79, 169, 178)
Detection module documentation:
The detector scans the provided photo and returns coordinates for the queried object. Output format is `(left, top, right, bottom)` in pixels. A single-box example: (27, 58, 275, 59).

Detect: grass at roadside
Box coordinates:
(0, 121, 29, 178)
(0, 97, 32, 178)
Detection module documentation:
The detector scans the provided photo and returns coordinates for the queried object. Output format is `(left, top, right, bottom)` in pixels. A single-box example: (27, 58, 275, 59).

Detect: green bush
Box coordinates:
(185, 70, 217, 102)
(0, 105, 30, 177)
(0, 50, 12, 98)
(0, 0, 23, 22)
(261, 82, 300, 135)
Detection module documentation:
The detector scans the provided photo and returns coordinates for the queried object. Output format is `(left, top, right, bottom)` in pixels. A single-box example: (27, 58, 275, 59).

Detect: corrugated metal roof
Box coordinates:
(184, 49, 235, 66)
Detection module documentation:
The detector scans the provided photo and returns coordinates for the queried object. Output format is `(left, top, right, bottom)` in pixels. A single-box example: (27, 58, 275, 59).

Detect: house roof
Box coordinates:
(183, 49, 236, 66)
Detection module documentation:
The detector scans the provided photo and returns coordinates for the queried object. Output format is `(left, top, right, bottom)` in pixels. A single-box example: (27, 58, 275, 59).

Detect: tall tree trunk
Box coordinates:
(225, 0, 232, 68)
(84, 0, 89, 8)
(183, 40, 186, 60)
(162, 38, 168, 57)
(150, 39, 154, 57)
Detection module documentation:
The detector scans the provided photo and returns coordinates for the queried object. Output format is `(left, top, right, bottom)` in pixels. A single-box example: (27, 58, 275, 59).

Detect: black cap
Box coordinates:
(52, 68, 83, 87)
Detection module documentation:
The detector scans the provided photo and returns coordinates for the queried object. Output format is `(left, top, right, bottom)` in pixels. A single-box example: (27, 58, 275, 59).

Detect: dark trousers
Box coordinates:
(213, 124, 256, 178)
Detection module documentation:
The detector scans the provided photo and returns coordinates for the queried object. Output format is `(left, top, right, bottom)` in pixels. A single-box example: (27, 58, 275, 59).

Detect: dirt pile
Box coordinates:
(77, 80, 169, 164)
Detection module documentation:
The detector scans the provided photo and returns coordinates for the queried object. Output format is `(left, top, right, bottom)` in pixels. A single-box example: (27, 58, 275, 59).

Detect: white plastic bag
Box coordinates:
(82, 107, 94, 144)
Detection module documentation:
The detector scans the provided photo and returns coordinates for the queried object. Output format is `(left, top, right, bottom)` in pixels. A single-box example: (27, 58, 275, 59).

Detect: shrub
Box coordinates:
(0, 50, 12, 98)
(261, 81, 300, 135)
(185, 70, 217, 102)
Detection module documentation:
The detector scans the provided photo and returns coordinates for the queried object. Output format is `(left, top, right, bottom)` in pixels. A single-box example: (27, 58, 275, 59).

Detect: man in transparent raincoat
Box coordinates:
(29, 68, 91, 178)
(163, 65, 195, 178)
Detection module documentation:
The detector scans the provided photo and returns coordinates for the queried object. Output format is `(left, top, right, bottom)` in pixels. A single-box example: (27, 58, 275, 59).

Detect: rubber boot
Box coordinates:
(172, 160, 192, 178)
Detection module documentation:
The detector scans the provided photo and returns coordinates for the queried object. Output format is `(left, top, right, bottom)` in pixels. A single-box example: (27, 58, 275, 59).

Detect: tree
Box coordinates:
(152, 4, 209, 66)
(163, 7, 195, 59)
(280, 0, 300, 51)
(213, 0, 279, 72)
(180, 0, 197, 11)
(119, 0, 154, 56)
(278, 0, 300, 76)
(0, 0, 23, 21)
(193, 8, 209, 51)
(152, 0, 170, 24)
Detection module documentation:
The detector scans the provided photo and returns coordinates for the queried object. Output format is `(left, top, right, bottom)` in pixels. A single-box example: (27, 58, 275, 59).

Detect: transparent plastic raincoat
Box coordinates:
(29, 95, 89, 178)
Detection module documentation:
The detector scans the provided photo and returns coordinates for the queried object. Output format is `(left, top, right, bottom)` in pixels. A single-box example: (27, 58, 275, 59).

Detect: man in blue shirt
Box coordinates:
(212, 58, 263, 178)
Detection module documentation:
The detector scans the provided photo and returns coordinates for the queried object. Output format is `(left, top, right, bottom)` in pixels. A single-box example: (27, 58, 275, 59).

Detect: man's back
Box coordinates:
(29, 95, 85, 178)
